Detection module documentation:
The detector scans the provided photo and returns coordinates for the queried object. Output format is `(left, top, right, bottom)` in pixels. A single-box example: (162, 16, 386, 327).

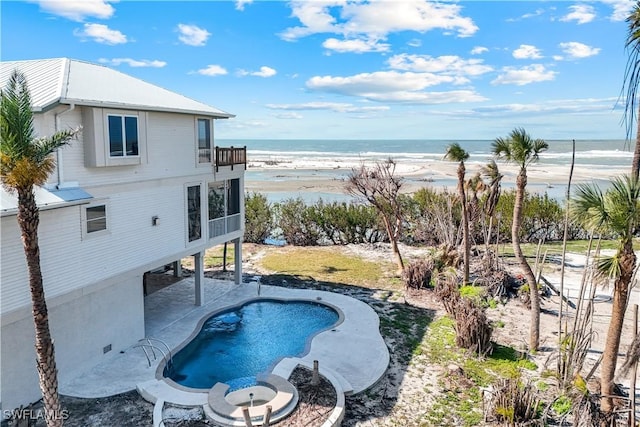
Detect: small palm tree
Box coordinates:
(481, 160, 503, 264)
(572, 175, 640, 413)
(444, 143, 471, 283)
(1, 70, 78, 426)
(492, 128, 548, 352)
(623, 1, 640, 178)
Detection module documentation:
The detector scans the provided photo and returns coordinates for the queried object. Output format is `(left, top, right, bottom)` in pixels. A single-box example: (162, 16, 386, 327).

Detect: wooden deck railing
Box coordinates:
(215, 146, 246, 171)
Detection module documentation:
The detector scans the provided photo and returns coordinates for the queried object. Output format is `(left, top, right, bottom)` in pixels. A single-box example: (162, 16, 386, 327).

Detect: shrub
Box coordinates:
(244, 192, 274, 243)
(402, 258, 434, 289)
(435, 273, 493, 356)
(274, 198, 321, 246)
(485, 378, 541, 425)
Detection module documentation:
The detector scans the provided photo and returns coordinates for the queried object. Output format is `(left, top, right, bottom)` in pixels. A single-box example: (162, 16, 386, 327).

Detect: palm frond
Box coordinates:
(595, 253, 622, 281)
(571, 182, 608, 232)
(444, 142, 469, 163)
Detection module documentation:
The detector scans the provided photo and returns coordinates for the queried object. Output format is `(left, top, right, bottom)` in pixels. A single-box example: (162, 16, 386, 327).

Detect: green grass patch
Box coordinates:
(203, 245, 236, 268)
(259, 247, 391, 287)
(459, 285, 484, 300)
(551, 395, 572, 415)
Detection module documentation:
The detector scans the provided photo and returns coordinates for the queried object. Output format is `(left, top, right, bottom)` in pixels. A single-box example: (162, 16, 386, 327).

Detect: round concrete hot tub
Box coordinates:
(206, 374, 298, 426)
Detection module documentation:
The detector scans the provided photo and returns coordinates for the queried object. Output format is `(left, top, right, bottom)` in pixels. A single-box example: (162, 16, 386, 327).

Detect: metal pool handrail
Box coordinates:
(134, 337, 173, 368)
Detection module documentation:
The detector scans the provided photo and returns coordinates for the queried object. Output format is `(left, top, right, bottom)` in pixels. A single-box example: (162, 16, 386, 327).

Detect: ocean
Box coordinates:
(219, 139, 633, 203)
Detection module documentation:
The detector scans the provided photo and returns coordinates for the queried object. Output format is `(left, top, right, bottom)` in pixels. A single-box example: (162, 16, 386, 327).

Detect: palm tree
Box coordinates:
(492, 128, 548, 352)
(572, 175, 640, 414)
(444, 143, 471, 283)
(1, 70, 78, 426)
(623, 1, 640, 179)
(481, 160, 503, 266)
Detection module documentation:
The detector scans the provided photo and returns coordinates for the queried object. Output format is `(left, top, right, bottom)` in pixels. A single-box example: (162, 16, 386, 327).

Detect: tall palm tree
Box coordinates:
(444, 143, 471, 283)
(623, 1, 640, 179)
(492, 128, 548, 352)
(572, 175, 640, 413)
(1, 70, 78, 426)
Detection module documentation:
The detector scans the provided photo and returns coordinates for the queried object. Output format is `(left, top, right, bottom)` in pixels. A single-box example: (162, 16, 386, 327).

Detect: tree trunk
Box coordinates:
(458, 163, 470, 283)
(600, 240, 636, 413)
(382, 215, 404, 273)
(633, 104, 640, 180)
(17, 188, 63, 427)
(512, 168, 540, 352)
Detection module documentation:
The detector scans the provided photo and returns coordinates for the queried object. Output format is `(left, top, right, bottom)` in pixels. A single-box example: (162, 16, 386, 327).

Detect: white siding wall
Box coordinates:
(50, 107, 207, 187)
(1, 102, 242, 412)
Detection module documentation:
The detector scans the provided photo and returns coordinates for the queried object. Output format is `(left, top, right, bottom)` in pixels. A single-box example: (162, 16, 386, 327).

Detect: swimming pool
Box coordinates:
(164, 299, 339, 389)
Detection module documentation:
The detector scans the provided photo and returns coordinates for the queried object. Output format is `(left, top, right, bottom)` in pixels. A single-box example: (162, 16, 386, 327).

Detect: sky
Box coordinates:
(1, 0, 637, 140)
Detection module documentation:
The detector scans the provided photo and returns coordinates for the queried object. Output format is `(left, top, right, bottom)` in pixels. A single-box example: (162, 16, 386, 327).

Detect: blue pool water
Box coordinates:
(165, 300, 339, 389)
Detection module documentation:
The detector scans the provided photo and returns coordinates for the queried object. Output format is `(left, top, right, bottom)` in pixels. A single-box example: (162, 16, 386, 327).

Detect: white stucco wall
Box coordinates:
(1, 274, 144, 413)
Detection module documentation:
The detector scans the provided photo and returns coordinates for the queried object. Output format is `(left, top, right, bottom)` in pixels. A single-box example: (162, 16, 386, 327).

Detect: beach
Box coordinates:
(231, 139, 633, 202)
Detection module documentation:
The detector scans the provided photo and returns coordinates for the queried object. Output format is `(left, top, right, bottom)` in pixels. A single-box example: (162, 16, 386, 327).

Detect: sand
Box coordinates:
(245, 157, 629, 197)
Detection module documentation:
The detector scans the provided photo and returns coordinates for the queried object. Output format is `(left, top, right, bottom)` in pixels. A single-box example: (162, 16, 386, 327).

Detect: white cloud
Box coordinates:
(273, 112, 303, 119)
(387, 54, 493, 78)
(560, 4, 596, 24)
(98, 58, 167, 68)
(557, 41, 601, 59)
(195, 65, 228, 76)
(322, 37, 390, 53)
(407, 39, 422, 47)
(470, 46, 488, 55)
(492, 64, 556, 86)
(513, 44, 543, 59)
(31, 0, 115, 21)
(177, 24, 210, 46)
(266, 102, 390, 113)
(506, 8, 545, 22)
(235, 0, 253, 11)
(601, 0, 634, 21)
(73, 23, 127, 44)
(306, 71, 487, 104)
(237, 66, 277, 78)
(280, 0, 478, 42)
(441, 97, 618, 117)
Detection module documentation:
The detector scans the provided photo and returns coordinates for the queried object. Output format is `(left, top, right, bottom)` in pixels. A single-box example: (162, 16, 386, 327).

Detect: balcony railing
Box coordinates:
(215, 146, 246, 171)
(209, 213, 242, 239)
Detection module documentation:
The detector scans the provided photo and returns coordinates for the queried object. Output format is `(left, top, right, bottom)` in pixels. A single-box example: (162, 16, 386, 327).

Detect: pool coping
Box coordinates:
(156, 296, 346, 393)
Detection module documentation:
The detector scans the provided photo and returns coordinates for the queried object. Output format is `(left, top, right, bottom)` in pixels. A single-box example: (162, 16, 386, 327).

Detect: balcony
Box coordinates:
(215, 146, 246, 171)
(209, 213, 242, 239)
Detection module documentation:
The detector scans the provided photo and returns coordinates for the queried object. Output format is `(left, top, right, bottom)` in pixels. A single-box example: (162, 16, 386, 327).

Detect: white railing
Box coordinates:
(209, 213, 241, 239)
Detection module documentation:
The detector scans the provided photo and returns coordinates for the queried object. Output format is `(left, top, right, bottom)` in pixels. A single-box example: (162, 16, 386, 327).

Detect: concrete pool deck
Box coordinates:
(58, 277, 389, 403)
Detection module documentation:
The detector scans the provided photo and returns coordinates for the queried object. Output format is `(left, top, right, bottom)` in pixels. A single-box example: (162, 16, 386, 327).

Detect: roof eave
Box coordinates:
(58, 98, 235, 119)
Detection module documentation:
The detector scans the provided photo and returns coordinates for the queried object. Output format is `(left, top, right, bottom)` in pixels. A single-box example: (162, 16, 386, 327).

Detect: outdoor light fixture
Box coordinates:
(152, 216, 160, 226)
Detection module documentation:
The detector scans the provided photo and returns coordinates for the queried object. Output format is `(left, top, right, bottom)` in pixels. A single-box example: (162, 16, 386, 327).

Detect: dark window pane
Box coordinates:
(188, 185, 201, 241)
(86, 205, 107, 233)
(125, 116, 138, 156)
(227, 179, 240, 215)
(198, 119, 211, 163)
(108, 116, 123, 157)
(208, 182, 225, 220)
(86, 205, 106, 220)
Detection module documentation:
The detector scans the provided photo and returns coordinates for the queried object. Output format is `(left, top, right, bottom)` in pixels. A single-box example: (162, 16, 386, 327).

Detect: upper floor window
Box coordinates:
(108, 115, 139, 157)
(197, 118, 211, 164)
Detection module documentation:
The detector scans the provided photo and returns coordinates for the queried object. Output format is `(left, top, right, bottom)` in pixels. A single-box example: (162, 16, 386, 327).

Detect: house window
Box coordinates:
(108, 115, 139, 157)
(197, 118, 211, 164)
(82, 203, 108, 238)
(187, 185, 202, 242)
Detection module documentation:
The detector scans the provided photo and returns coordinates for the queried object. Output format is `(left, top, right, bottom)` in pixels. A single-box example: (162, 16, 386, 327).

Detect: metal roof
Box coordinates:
(1, 186, 93, 216)
(0, 58, 234, 118)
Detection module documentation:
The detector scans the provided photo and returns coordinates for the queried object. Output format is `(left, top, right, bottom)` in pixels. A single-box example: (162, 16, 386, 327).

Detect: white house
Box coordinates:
(0, 58, 246, 413)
